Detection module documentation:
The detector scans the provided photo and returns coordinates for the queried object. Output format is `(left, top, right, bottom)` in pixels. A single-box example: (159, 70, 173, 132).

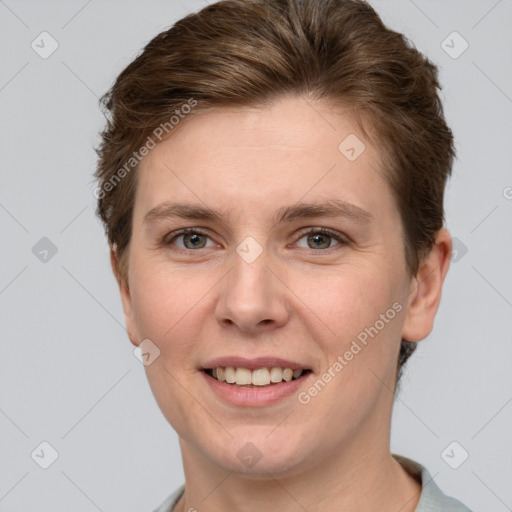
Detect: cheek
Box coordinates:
(295, 262, 405, 400)
(295, 263, 399, 340)
(129, 258, 208, 355)
(130, 252, 404, 356)
(301, 269, 403, 392)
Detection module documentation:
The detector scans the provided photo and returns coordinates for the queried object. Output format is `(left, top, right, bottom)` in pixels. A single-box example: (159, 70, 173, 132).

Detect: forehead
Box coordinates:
(134, 96, 393, 221)
(145, 97, 375, 164)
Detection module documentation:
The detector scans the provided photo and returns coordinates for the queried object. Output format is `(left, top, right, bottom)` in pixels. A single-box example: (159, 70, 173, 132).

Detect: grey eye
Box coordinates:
(296, 230, 341, 250)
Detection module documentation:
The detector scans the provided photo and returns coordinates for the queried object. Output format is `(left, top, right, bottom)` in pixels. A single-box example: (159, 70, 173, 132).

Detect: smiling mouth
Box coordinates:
(204, 367, 312, 387)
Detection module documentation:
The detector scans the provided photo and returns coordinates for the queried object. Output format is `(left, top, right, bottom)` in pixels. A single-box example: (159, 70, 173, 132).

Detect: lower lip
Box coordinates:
(201, 371, 311, 407)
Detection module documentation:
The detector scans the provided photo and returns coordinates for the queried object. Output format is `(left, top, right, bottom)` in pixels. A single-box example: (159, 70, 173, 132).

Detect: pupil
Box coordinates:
(309, 233, 330, 249)
(186, 233, 205, 248)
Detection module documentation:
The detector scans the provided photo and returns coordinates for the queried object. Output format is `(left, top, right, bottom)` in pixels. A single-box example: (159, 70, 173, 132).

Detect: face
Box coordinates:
(117, 96, 427, 476)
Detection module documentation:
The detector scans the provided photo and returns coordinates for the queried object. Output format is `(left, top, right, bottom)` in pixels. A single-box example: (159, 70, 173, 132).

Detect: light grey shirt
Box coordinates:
(152, 455, 472, 511)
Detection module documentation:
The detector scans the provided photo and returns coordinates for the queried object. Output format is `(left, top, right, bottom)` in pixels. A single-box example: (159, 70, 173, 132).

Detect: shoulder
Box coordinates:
(393, 454, 473, 512)
(152, 484, 185, 512)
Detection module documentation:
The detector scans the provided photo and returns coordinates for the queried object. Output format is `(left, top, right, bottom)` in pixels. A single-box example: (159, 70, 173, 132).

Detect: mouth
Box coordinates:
(203, 366, 312, 387)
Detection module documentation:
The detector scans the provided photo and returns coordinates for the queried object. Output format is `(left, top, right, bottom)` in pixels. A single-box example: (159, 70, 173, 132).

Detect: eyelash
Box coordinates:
(160, 227, 350, 253)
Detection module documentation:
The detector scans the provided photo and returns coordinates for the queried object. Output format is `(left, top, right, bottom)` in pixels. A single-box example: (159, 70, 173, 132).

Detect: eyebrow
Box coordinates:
(143, 199, 373, 226)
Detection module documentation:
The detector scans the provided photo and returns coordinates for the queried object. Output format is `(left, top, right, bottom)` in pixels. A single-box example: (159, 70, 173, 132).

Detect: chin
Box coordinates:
(199, 426, 321, 478)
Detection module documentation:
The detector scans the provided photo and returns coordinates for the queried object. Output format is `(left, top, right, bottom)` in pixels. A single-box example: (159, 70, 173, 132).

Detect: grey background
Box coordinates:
(0, 0, 511, 510)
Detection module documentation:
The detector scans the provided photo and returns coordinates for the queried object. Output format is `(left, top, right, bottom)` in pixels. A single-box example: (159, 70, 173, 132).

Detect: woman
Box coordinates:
(94, 0, 471, 510)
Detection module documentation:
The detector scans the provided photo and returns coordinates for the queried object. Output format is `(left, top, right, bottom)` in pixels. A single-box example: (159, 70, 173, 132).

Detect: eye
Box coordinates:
(161, 227, 348, 253)
(164, 229, 216, 250)
(295, 228, 347, 250)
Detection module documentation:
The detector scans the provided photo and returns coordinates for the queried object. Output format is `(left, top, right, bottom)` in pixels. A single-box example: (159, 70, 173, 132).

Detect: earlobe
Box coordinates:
(401, 229, 452, 342)
(110, 246, 139, 347)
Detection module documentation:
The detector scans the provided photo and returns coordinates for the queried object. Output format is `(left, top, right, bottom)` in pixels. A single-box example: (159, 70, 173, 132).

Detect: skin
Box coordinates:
(112, 95, 451, 512)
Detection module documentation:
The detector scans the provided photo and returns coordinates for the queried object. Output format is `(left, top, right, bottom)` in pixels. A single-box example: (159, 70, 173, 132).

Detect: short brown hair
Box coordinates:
(94, 0, 455, 379)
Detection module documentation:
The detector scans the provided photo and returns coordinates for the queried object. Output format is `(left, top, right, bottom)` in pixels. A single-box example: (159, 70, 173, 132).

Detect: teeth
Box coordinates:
(252, 368, 270, 386)
(282, 368, 293, 382)
(209, 366, 304, 386)
(224, 367, 236, 383)
(235, 368, 252, 385)
(270, 367, 283, 382)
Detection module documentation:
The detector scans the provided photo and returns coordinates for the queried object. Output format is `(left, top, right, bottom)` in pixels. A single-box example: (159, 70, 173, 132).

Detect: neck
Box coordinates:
(175, 435, 421, 512)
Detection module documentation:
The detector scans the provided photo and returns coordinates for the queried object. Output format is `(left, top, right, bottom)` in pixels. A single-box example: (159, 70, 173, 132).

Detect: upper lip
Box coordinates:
(201, 356, 310, 371)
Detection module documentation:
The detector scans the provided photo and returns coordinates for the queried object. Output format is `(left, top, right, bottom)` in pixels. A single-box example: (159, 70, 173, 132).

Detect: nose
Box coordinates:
(214, 248, 290, 334)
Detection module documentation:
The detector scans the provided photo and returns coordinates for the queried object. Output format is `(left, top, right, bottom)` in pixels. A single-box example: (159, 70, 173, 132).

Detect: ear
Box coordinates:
(110, 246, 139, 347)
(401, 228, 452, 342)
